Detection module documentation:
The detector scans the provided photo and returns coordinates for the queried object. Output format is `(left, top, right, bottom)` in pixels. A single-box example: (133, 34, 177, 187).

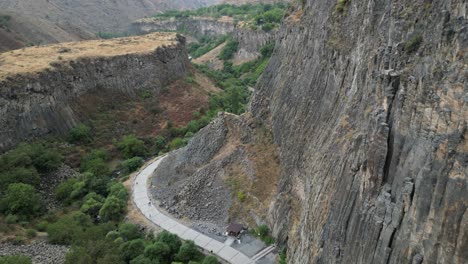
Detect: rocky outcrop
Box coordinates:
(131, 17, 237, 39)
(0, 33, 190, 152)
(150, 0, 468, 263)
(249, 0, 468, 263)
(131, 17, 276, 60)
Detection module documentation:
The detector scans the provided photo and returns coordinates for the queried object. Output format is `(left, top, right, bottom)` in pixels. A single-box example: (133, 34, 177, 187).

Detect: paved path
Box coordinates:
(132, 156, 255, 264)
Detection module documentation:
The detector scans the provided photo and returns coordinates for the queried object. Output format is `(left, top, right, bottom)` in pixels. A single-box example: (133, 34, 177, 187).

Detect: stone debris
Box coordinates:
(0, 239, 69, 264)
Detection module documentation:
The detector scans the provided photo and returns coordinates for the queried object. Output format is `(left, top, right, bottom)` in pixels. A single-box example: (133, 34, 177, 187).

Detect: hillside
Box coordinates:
(0, 0, 221, 51)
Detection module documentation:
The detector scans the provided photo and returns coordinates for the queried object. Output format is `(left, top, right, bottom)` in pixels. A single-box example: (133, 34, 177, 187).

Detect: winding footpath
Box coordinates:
(132, 156, 255, 264)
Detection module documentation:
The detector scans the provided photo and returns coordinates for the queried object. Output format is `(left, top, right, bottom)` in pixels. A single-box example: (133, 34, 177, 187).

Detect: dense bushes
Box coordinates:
(117, 135, 147, 159)
(218, 39, 239, 61)
(0, 255, 32, 264)
(69, 124, 92, 143)
(0, 143, 62, 191)
(119, 157, 144, 174)
(188, 35, 227, 58)
(0, 183, 44, 220)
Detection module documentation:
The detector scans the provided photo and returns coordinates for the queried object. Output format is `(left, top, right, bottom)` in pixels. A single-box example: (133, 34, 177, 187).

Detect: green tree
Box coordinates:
(69, 124, 92, 143)
(0, 183, 43, 219)
(202, 256, 220, 264)
(118, 223, 142, 241)
(55, 178, 80, 204)
(120, 157, 144, 174)
(176, 241, 202, 263)
(119, 239, 145, 262)
(153, 136, 167, 152)
(129, 255, 152, 264)
(99, 196, 126, 222)
(109, 182, 128, 201)
(0, 167, 40, 190)
(218, 39, 239, 61)
(79, 149, 110, 177)
(145, 242, 171, 261)
(0, 255, 32, 264)
(65, 247, 93, 264)
(80, 193, 104, 218)
(156, 231, 182, 255)
(117, 135, 147, 158)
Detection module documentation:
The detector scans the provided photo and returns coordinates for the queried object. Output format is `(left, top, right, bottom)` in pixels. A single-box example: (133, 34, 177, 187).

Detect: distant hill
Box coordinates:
(0, 0, 220, 52)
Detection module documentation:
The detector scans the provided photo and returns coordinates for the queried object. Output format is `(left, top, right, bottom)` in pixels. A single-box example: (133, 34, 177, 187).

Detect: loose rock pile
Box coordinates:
(0, 239, 69, 264)
(38, 164, 80, 210)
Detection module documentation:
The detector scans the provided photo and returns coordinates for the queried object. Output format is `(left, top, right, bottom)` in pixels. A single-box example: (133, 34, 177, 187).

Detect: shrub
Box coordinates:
(99, 196, 126, 222)
(153, 136, 167, 152)
(0, 183, 44, 220)
(176, 240, 203, 263)
(260, 43, 274, 58)
(405, 34, 423, 53)
(26, 228, 37, 238)
(156, 231, 182, 255)
(5, 214, 18, 224)
(257, 224, 269, 237)
(119, 157, 144, 174)
(144, 242, 171, 261)
(0, 167, 40, 190)
(0, 255, 32, 264)
(47, 213, 91, 245)
(237, 190, 245, 202)
(36, 220, 48, 232)
(108, 182, 128, 201)
(218, 39, 239, 61)
(80, 149, 110, 176)
(138, 89, 152, 99)
(55, 178, 80, 204)
(130, 255, 152, 264)
(64, 247, 92, 264)
(202, 256, 220, 264)
(117, 135, 147, 158)
(69, 124, 92, 143)
(118, 223, 142, 241)
(336, 0, 349, 13)
(80, 193, 104, 218)
(119, 239, 145, 262)
(169, 138, 185, 150)
(12, 235, 25, 245)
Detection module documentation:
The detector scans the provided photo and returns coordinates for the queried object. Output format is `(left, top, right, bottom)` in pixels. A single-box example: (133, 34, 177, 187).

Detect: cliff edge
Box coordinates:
(0, 33, 190, 152)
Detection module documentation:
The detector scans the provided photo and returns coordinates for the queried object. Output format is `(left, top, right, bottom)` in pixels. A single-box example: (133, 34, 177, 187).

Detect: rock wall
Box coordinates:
(250, 0, 467, 263)
(131, 17, 275, 55)
(0, 37, 190, 152)
(131, 17, 236, 39)
(148, 0, 467, 263)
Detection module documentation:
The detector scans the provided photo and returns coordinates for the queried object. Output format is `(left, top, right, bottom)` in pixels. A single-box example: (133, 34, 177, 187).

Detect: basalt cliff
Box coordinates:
(0, 33, 190, 152)
(152, 0, 467, 263)
(131, 16, 274, 60)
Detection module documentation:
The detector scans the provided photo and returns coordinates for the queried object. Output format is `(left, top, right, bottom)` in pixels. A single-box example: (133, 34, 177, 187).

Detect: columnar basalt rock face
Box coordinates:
(131, 17, 275, 58)
(0, 33, 190, 152)
(250, 0, 467, 263)
(131, 17, 237, 39)
(147, 0, 467, 263)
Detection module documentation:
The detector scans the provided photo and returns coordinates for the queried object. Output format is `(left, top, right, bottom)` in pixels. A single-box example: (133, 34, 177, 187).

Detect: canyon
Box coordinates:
(0, 33, 190, 152)
(131, 16, 275, 63)
(0, 0, 466, 263)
